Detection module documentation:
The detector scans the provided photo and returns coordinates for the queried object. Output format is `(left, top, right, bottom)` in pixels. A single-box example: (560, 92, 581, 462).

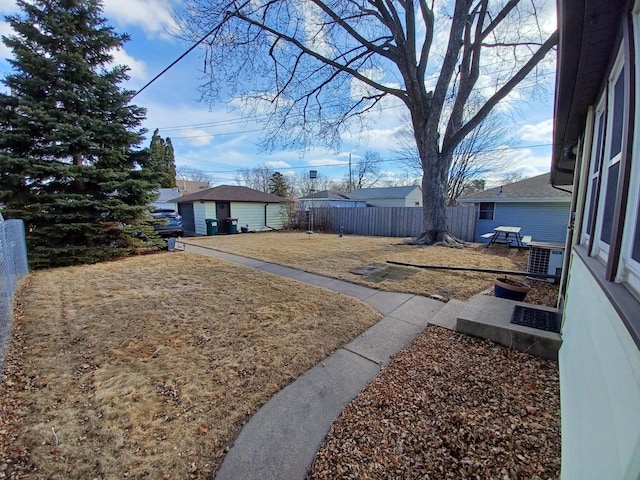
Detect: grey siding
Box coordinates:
(474, 202, 571, 244)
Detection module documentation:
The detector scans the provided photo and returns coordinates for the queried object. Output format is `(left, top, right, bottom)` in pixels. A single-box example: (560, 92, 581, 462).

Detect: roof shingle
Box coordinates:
(459, 173, 572, 202)
(171, 185, 288, 203)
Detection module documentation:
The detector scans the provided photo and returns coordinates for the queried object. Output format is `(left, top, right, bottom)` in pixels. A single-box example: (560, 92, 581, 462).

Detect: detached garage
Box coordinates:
(171, 185, 289, 235)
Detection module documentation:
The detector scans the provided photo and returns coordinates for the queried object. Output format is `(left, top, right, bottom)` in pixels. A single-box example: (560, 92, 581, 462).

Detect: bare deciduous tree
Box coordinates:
(350, 151, 383, 190)
(235, 164, 274, 192)
(502, 171, 526, 184)
(176, 166, 213, 184)
(289, 171, 336, 197)
(179, 0, 556, 245)
(396, 111, 513, 205)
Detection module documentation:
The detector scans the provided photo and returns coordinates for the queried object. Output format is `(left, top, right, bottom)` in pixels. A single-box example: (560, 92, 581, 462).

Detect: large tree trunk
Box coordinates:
(412, 129, 466, 247)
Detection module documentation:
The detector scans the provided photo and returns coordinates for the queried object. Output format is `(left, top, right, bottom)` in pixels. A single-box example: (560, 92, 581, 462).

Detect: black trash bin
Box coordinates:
(226, 218, 238, 234)
(205, 218, 218, 236)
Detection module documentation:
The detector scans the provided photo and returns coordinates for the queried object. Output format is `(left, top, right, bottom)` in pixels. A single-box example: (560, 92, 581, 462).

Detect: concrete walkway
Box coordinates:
(179, 243, 454, 480)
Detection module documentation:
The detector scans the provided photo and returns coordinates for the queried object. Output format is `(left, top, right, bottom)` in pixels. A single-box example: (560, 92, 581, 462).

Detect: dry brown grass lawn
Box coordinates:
(185, 232, 558, 305)
(0, 252, 381, 479)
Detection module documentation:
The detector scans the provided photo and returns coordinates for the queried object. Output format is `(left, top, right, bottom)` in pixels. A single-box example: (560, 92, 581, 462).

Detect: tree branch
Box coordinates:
(226, 7, 409, 104)
(416, 0, 434, 82)
(443, 29, 558, 155)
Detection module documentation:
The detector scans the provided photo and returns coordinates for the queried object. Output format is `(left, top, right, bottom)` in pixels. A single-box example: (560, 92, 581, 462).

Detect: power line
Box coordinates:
(177, 142, 555, 175)
(149, 73, 554, 134)
(130, 19, 227, 100)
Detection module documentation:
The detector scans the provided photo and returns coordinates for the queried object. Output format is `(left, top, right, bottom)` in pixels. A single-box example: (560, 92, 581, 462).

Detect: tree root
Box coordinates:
(409, 232, 468, 248)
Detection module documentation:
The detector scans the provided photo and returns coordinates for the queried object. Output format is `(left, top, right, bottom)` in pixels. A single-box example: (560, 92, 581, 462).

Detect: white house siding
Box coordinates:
(405, 188, 422, 207)
(229, 202, 286, 231)
(367, 198, 406, 207)
(559, 257, 640, 479)
(266, 203, 286, 229)
(474, 202, 570, 244)
(193, 202, 217, 235)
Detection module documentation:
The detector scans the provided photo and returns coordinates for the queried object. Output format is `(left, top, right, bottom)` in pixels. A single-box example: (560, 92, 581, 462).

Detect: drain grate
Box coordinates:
(510, 306, 560, 333)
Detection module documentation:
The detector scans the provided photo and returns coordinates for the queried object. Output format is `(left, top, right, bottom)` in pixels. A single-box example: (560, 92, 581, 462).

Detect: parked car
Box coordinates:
(150, 209, 183, 237)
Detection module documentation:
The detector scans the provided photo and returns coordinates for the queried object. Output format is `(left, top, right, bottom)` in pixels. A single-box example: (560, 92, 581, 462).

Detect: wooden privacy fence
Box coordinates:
(311, 206, 476, 241)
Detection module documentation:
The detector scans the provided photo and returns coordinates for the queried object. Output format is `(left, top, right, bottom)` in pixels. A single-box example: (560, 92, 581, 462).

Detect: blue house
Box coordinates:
(459, 173, 571, 244)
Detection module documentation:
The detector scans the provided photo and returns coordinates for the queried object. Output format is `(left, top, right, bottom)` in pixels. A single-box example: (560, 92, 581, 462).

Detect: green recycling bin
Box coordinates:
(226, 218, 238, 234)
(205, 218, 218, 236)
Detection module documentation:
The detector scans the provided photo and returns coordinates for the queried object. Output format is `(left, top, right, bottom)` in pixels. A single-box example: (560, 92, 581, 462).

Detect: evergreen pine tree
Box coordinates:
(268, 172, 290, 197)
(0, 0, 162, 268)
(148, 128, 177, 188)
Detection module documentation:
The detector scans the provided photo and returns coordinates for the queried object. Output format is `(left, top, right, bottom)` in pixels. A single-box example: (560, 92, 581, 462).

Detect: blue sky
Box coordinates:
(0, 0, 557, 187)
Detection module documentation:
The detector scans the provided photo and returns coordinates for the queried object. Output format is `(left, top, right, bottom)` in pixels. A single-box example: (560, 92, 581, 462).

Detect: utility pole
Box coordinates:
(348, 153, 352, 192)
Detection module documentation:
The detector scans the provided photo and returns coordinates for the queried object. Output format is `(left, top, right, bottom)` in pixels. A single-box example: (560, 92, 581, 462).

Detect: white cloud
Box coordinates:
(481, 145, 550, 187)
(263, 160, 291, 168)
(519, 119, 554, 143)
(104, 0, 178, 38)
(300, 2, 333, 58)
(111, 47, 147, 80)
(308, 158, 348, 167)
(0, 0, 18, 14)
(0, 21, 12, 59)
(178, 128, 214, 146)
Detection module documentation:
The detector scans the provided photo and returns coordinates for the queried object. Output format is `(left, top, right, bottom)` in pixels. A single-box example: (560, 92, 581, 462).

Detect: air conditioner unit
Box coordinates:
(526, 242, 565, 283)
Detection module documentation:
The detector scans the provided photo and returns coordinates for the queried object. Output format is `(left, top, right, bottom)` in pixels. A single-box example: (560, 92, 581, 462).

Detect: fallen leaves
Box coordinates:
(308, 327, 560, 480)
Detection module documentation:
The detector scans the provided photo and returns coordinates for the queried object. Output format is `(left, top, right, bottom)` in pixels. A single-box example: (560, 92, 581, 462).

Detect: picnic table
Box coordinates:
(482, 226, 530, 248)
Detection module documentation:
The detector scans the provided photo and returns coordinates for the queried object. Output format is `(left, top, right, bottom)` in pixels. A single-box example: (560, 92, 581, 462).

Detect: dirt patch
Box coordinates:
(185, 233, 558, 305)
(0, 253, 381, 479)
(308, 326, 560, 479)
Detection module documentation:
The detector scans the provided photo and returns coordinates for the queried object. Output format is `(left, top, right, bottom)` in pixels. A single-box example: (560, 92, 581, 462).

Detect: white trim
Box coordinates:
(459, 197, 571, 204)
(617, 7, 640, 299)
(593, 46, 626, 262)
(582, 102, 606, 244)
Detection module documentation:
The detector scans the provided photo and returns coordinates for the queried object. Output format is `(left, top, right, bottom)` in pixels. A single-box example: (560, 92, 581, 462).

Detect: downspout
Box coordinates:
(553, 141, 584, 310)
(264, 203, 277, 230)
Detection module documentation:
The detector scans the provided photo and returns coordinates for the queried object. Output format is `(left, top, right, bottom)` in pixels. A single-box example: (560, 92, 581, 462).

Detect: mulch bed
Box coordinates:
(308, 326, 560, 480)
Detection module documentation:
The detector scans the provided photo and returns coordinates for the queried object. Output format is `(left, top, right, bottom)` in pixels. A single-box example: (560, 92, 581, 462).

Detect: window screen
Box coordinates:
(478, 202, 494, 220)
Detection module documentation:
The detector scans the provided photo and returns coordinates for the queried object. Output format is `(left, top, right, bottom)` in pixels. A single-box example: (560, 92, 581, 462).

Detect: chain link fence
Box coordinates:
(1, 216, 29, 375)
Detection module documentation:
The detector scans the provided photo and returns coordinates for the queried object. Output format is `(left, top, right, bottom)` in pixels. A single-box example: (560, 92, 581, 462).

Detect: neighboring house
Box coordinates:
(171, 185, 289, 235)
(551, 1, 640, 479)
(176, 180, 210, 196)
(348, 186, 422, 207)
(151, 188, 179, 211)
(459, 173, 571, 244)
(297, 190, 367, 209)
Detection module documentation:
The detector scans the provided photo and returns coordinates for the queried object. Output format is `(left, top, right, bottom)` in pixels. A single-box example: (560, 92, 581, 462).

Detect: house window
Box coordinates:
(593, 51, 625, 261)
(478, 202, 494, 220)
(583, 109, 605, 240)
(617, 7, 640, 298)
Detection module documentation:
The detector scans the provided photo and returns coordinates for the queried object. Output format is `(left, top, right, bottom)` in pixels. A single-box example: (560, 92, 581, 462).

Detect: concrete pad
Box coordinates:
(183, 245, 268, 268)
(285, 271, 335, 286)
(362, 291, 414, 315)
(255, 263, 303, 277)
(428, 299, 466, 330)
(344, 316, 425, 365)
(215, 349, 379, 480)
(456, 295, 562, 360)
(386, 295, 444, 327)
(321, 278, 378, 300)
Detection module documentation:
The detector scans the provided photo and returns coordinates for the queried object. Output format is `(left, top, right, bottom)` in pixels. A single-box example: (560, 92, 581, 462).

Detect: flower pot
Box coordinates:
(494, 277, 530, 301)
